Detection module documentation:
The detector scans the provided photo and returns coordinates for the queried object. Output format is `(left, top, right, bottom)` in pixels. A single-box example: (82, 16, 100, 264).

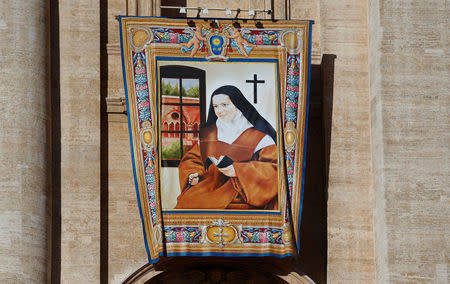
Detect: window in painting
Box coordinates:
(160, 65, 205, 167)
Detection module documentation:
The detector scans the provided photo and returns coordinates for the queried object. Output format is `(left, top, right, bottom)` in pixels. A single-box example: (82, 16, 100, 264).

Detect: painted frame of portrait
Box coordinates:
(119, 16, 312, 263)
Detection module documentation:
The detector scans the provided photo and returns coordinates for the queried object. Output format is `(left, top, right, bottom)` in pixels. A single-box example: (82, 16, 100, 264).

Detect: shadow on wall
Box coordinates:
(297, 54, 336, 284)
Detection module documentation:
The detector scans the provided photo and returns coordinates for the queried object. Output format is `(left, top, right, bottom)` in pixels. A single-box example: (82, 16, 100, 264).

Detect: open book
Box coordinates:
(206, 155, 234, 169)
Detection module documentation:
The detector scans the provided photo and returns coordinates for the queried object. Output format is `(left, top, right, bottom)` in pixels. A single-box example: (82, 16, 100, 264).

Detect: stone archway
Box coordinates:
(123, 258, 315, 284)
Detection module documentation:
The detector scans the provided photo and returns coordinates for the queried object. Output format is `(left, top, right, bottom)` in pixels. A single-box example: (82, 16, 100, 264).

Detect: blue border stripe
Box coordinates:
(166, 252, 294, 258)
(296, 21, 313, 254)
(144, 251, 293, 262)
(119, 16, 153, 263)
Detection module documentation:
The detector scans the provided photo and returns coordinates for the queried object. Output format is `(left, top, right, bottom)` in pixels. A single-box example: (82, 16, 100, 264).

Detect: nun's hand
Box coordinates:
(219, 165, 236, 177)
(188, 173, 200, 186)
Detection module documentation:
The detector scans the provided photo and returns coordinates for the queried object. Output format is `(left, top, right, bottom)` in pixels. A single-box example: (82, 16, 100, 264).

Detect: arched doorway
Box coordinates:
(123, 259, 315, 284)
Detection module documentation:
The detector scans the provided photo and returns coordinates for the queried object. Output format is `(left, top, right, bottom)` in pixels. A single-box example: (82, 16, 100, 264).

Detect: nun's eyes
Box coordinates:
(213, 103, 229, 108)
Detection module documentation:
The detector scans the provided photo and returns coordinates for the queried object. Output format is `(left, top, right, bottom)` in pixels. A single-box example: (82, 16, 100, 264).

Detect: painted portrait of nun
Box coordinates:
(175, 85, 278, 210)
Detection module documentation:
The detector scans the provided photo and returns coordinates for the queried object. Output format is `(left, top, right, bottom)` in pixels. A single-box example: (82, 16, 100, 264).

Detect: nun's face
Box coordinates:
(212, 94, 238, 121)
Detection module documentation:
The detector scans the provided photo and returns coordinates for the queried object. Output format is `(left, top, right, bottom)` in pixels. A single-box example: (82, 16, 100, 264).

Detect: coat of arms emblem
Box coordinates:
(205, 31, 230, 61)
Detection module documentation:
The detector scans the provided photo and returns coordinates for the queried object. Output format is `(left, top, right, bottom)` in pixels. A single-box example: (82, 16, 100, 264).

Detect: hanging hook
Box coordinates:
(253, 9, 263, 29)
(234, 8, 241, 20)
(196, 7, 201, 19)
(232, 8, 241, 29)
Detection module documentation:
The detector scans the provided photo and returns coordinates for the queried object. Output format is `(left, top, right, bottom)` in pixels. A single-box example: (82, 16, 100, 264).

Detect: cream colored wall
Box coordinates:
(59, 0, 101, 282)
(369, 0, 449, 282)
(317, 0, 376, 282)
(0, 1, 49, 282)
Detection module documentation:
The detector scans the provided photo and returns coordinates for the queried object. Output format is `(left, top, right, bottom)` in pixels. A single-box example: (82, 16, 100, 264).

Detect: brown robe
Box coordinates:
(175, 125, 278, 210)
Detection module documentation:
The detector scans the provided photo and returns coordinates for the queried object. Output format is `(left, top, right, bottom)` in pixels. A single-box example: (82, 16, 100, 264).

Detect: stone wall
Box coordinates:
(369, 0, 449, 282)
(0, 1, 49, 282)
(2, 0, 447, 283)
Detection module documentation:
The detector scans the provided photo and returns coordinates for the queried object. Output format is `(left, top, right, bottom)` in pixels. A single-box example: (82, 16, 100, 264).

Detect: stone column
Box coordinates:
(320, 0, 376, 281)
(59, 0, 101, 282)
(369, 0, 449, 282)
(0, 1, 49, 283)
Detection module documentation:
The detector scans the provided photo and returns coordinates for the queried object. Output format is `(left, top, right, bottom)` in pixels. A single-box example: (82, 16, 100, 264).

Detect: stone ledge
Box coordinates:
(106, 96, 127, 114)
(311, 51, 322, 65)
(107, 43, 121, 55)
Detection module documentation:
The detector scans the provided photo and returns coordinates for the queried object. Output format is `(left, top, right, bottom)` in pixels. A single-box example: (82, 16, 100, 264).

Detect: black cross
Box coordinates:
(246, 74, 265, 104)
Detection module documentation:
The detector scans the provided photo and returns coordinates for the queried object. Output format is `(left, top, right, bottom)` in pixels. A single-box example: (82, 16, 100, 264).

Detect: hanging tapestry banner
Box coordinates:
(119, 16, 312, 263)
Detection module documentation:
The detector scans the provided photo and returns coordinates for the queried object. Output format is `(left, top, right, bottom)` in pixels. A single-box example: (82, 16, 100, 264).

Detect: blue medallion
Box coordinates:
(210, 35, 224, 55)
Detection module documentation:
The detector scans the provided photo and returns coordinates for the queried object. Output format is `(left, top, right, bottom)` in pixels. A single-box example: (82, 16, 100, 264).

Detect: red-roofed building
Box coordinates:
(161, 96, 201, 153)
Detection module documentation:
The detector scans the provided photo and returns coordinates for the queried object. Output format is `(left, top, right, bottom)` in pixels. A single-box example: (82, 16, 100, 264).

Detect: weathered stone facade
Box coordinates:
(59, 1, 101, 282)
(369, 0, 449, 282)
(0, 1, 49, 283)
(0, 0, 447, 283)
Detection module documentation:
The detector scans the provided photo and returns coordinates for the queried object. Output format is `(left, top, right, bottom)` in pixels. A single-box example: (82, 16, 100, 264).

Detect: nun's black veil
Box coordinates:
(205, 85, 277, 144)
